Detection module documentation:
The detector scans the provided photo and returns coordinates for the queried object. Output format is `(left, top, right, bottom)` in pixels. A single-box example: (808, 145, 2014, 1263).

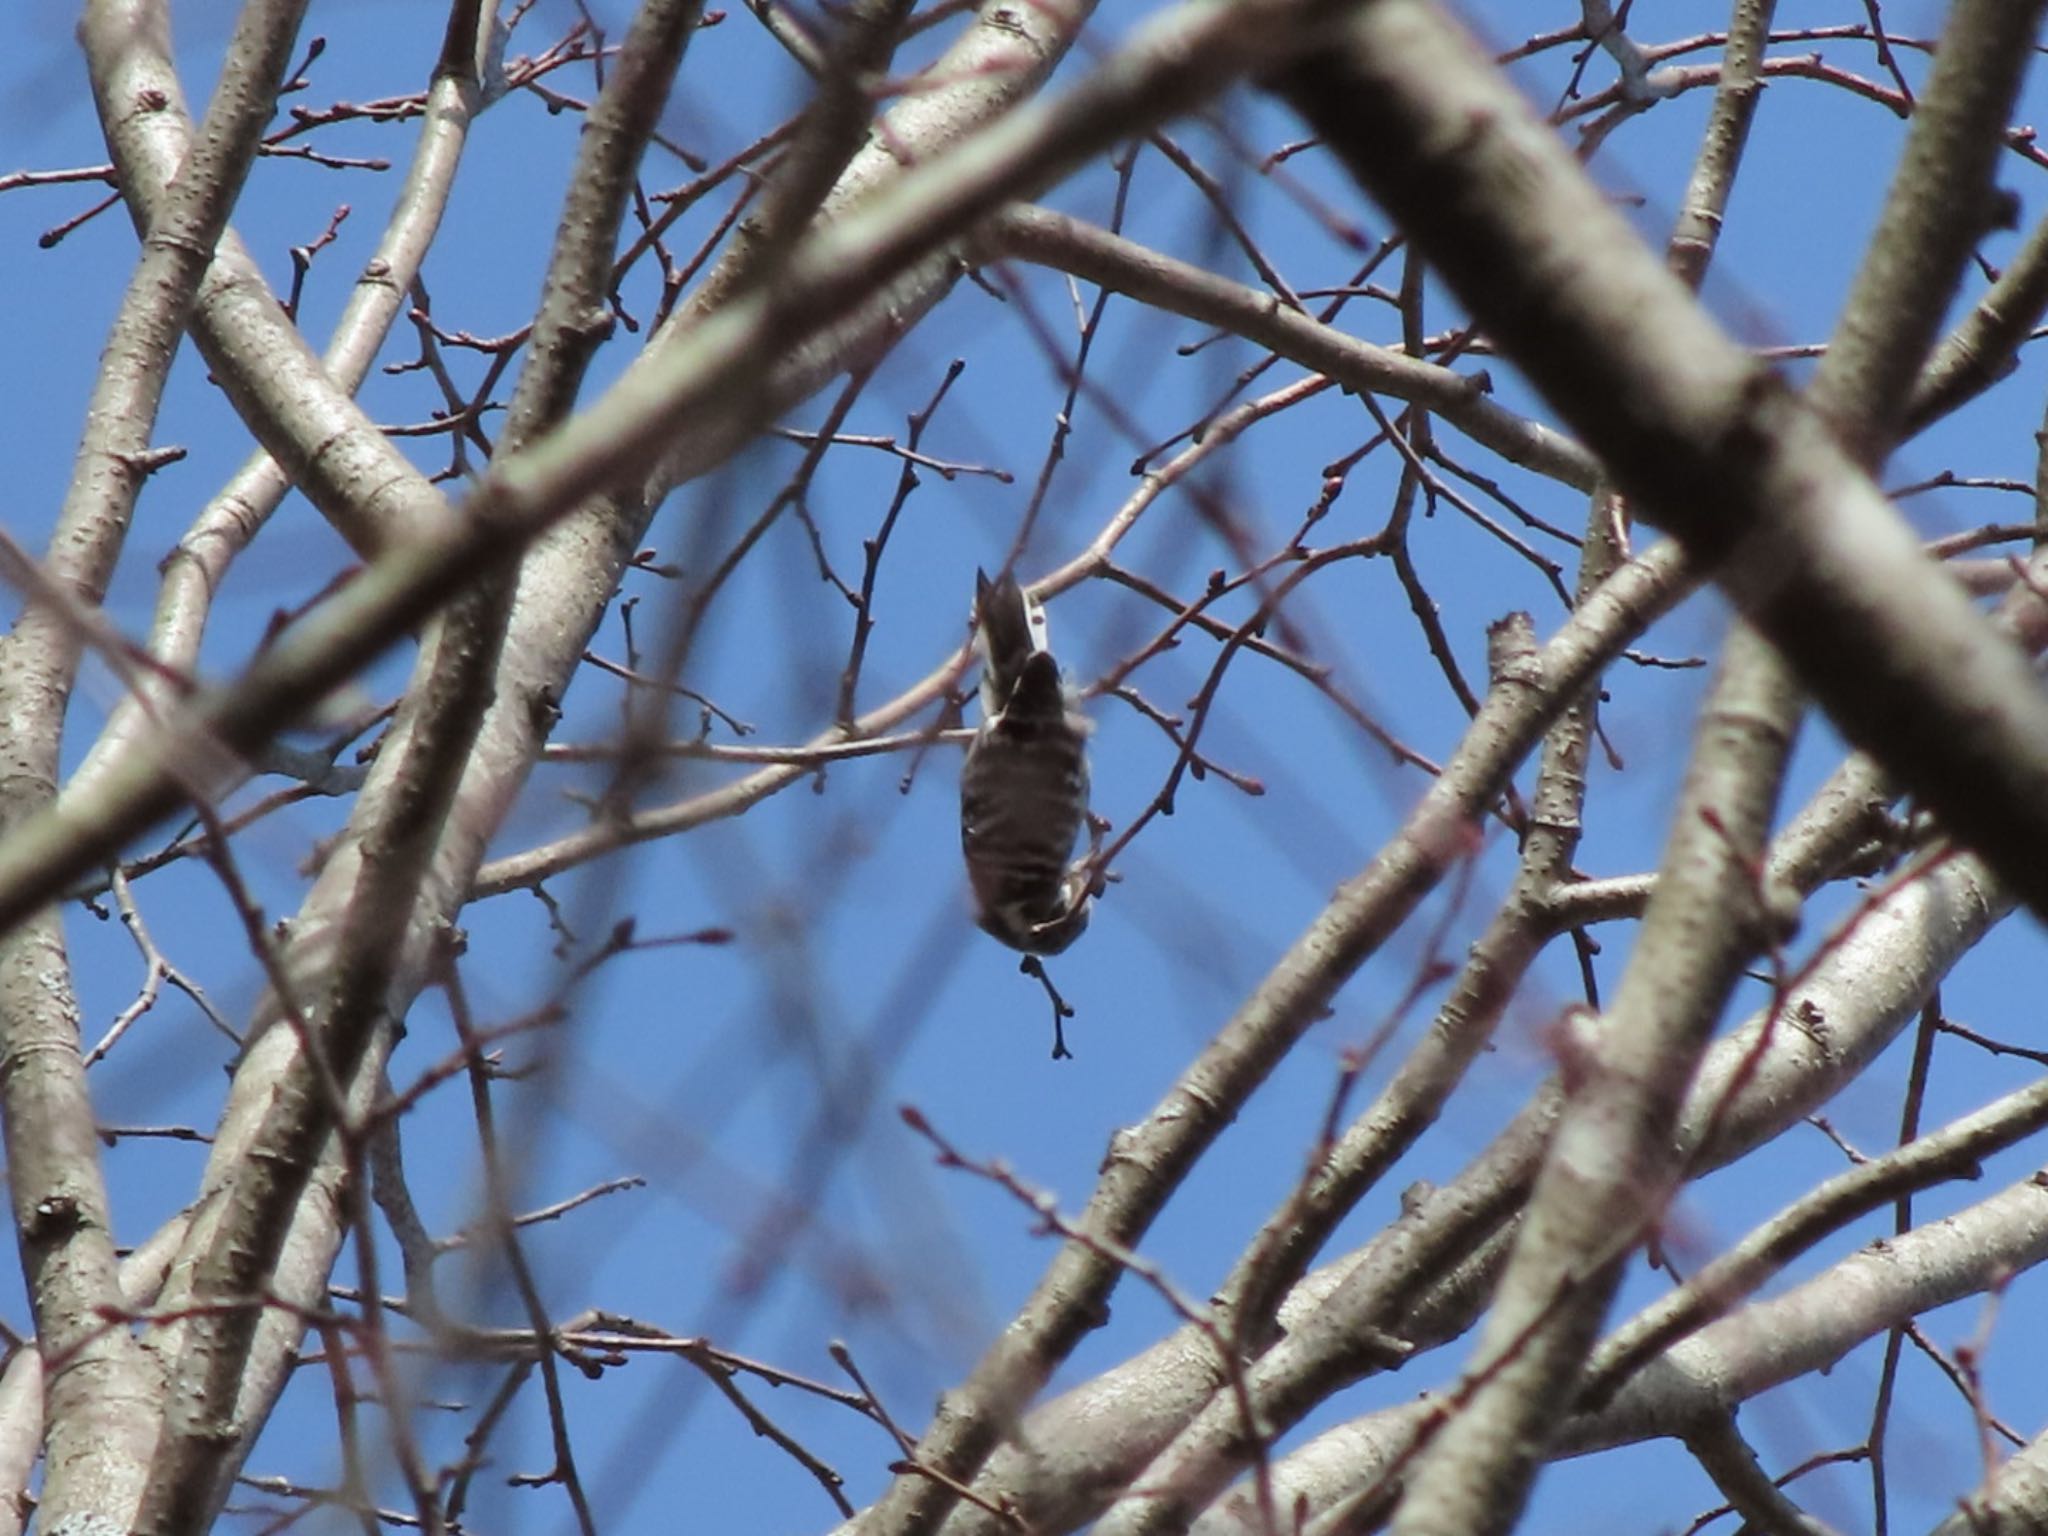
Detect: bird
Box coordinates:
(959, 568, 1095, 954)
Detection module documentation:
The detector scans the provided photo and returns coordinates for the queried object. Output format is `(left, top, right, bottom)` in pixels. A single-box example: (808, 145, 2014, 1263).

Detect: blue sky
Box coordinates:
(3, 1, 2045, 1532)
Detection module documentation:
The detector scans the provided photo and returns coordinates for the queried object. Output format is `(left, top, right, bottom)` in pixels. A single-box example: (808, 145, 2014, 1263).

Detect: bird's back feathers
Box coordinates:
(963, 568, 1094, 954)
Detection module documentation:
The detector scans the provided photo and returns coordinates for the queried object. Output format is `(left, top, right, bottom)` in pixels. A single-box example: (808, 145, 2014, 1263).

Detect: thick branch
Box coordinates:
(984, 206, 1599, 490)
(1268, 0, 2048, 928)
(84, 0, 457, 556)
(130, 4, 703, 1527)
(0, 0, 312, 1527)
(68, 0, 494, 803)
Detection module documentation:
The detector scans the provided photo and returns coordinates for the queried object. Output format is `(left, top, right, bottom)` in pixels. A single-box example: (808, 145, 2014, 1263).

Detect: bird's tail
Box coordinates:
(975, 569, 1055, 718)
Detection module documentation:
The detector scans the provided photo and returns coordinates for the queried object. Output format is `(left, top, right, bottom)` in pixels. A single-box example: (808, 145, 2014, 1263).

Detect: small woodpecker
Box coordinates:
(960, 569, 1094, 954)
